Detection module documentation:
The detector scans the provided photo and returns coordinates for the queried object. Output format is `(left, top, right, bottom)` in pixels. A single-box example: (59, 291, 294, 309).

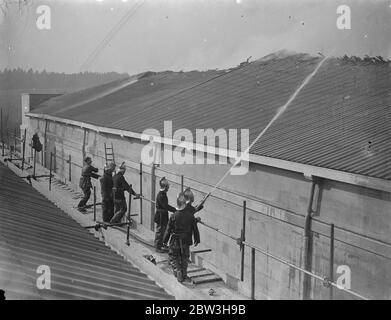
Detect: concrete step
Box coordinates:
(187, 267, 205, 273)
(189, 270, 215, 279)
(191, 274, 223, 285)
(186, 265, 222, 285)
(110, 216, 223, 286)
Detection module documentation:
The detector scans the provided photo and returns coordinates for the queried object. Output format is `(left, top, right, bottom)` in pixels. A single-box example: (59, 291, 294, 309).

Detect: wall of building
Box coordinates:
(24, 114, 391, 300)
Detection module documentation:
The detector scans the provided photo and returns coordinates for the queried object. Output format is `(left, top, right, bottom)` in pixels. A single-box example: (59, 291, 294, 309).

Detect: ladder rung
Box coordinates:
(104, 143, 115, 164)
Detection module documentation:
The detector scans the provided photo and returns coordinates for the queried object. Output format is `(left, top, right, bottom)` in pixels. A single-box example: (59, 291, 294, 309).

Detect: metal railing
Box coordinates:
(1, 132, 54, 193)
(127, 163, 372, 300)
(86, 185, 139, 246)
(52, 153, 382, 299)
(0, 134, 378, 300)
(197, 201, 369, 300)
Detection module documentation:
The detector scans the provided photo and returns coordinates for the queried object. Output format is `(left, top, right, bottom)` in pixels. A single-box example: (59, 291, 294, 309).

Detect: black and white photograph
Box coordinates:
(0, 0, 390, 306)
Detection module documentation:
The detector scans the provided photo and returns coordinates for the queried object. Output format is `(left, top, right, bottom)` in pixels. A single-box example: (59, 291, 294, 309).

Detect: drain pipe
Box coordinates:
(303, 176, 317, 300)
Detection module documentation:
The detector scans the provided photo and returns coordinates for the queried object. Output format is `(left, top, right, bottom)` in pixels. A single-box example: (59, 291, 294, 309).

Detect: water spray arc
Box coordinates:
(198, 55, 329, 207)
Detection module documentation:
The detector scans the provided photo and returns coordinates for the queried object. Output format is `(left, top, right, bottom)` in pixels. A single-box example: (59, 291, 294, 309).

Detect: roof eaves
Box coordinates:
(25, 112, 391, 193)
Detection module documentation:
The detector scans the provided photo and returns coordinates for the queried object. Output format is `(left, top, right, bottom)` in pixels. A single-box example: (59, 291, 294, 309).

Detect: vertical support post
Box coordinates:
(251, 247, 255, 300)
(126, 185, 132, 246)
(53, 146, 56, 173)
(13, 127, 17, 153)
(128, 186, 132, 217)
(150, 164, 156, 231)
(82, 128, 87, 161)
(41, 135, 44, 166)
(329, 223, 335, 300)
(93, 186, 96, 222)
(1, 140, 4, 157)
(9, 129, 13, 161)
(33, 149, 37, 176)
(139, 162, 143, 225)
(104, 142, 107, 164)
(43, 120, 48, 167)
(49, 152, 53, 191)
(68, 154, 72, 182)
(21, 129, 26, 170)
(112, 186, 116, 224)
(0, 108, 3, 145)
(240, 200, 247, 281)
(181, 175, 184, 193)
(303, 179, 316, 300)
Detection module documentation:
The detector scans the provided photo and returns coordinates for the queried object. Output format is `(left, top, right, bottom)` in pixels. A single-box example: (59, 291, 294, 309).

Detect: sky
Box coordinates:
(1, 0, 391, 74)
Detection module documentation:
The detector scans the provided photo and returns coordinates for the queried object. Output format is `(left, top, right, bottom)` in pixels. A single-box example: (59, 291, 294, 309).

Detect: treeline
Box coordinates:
(0, 68, 129, 90)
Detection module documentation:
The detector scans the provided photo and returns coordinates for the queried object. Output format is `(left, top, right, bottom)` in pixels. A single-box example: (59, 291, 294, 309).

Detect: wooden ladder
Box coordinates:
(104, 142, 115, 165)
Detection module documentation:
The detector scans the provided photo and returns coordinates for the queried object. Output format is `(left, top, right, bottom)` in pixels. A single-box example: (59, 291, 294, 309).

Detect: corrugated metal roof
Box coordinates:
(33, 70, 224, 127)
(31, 53, 391, 180)
(0, 164, 173, 300)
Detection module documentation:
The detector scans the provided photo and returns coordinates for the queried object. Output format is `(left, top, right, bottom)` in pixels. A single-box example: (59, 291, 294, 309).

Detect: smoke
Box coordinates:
(1, 0, 390, 73)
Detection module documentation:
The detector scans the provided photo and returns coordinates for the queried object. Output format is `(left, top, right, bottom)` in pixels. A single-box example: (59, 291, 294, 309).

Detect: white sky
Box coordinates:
(1, 0, 391, 74)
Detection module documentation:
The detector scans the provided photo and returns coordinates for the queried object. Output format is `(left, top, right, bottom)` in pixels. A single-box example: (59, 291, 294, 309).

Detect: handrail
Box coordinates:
(197, 216, 370, 300)
(242, 240, 369, 301)
(25, 138, 390, 251)
(1, 139, 380, 300)
(5, 138, 391, 256)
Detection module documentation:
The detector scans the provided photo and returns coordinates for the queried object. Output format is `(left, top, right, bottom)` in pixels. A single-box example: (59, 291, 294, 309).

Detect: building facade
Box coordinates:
(20, 54, 391, 299)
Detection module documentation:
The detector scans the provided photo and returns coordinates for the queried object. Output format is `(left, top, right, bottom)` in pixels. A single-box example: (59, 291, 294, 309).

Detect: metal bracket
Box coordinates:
(4, 158, 24, 162)
(21, 174, 53, 181)
(322, 277, 332, 288)
(84, 221, 132, 231)
(191, 249, 212, 254)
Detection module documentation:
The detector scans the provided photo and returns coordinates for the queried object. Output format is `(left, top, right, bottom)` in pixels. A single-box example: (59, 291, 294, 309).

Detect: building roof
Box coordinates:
(30, 52, 391, 180)
(0, 163, 173, 300)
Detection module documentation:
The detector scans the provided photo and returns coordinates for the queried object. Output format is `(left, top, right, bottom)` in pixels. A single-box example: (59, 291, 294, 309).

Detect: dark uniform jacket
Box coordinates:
(31, 133, 42, 152)
(79, 165, 99, 190)
(100, 171, 113, 201)
(154, 190, 176, 224)
(163, 209, 200, 246)
(184, 202, 203, 215)
(113, 172, 135, 200)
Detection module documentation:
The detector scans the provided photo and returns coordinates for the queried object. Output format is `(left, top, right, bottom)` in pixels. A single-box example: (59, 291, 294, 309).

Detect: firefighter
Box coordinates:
(183, 187, 204, 218)
(77, 157, 100, 212)
(100, 161, 116, 223)
(31, 133, 43, 152)
(110, 162, 140, 224)
(154, 177, 176, 253)
(163, 192, 200, 283)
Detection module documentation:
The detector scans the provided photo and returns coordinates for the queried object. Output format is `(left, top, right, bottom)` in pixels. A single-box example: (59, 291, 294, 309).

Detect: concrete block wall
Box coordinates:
(316, 180, 391, 243)
(25, 118, 391, 300)
(312, 231, 391, 300)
